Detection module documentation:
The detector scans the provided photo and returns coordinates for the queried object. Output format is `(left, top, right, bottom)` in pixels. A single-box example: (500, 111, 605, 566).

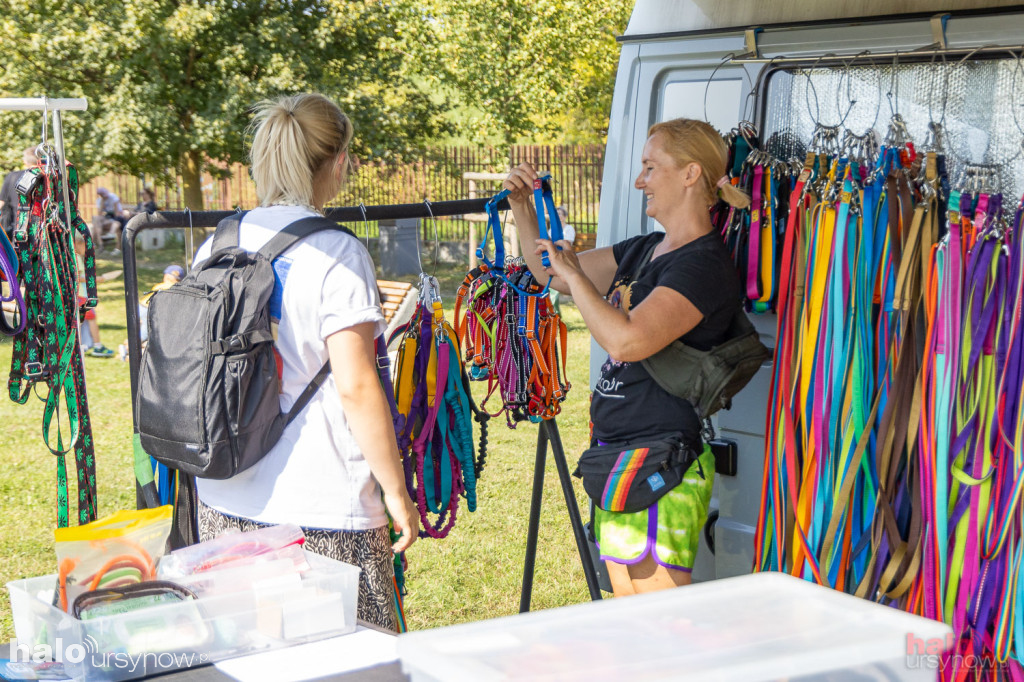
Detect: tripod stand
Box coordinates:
(519, 418, 604, 612)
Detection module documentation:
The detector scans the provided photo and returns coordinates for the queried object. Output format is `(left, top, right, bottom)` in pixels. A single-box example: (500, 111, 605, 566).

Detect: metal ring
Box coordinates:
(424, 199, 441, 277)
(184, 207, 194, 273)
(704, 53, 737, 125)
(740, 57, 781, 130)
(833, 51, 867, 128)
(358, 202, 370, 248)
(802, 53, 835, 127)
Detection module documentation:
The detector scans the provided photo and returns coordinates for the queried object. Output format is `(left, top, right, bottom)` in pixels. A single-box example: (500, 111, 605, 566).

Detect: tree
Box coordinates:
(402, 0, 632, 146)
(0, 0, 448, 208)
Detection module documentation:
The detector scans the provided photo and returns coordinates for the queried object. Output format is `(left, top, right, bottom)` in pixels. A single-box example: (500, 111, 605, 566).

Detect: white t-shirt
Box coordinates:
(545, 215, 575, 246)
(194, 205, 387, 530)
(561, 222, 576, 247)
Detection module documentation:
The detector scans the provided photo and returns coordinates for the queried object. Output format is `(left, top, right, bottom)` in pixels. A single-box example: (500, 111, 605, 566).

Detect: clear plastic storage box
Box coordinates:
(398, 572, 952, 681)
(7, 550, 360, 681)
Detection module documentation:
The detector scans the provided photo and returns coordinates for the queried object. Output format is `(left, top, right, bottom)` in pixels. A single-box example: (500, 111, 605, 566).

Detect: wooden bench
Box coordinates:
(573, 232, 597, 251)
(377, 279, 417, 325)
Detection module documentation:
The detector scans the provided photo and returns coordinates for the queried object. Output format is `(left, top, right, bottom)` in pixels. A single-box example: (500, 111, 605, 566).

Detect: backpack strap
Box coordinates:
(258, 216, 357, 261)
(270, 216, 358, 424)
(636, 238, 658, 275)
(284, 360, 332, 427)
(212, 212, 246, 252)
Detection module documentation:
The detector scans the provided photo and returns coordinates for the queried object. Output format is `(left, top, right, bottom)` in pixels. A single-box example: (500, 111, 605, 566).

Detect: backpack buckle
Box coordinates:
(212, 334, 250, 354)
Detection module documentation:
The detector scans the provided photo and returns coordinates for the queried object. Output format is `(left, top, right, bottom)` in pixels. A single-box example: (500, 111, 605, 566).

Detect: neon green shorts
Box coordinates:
(594, 444, 714, 572)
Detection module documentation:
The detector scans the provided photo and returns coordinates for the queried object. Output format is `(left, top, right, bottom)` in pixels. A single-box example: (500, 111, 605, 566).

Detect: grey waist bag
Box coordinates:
(640, 308, 773, 419)
(631, 240, 773, 419)
(136, 213, 355, 479)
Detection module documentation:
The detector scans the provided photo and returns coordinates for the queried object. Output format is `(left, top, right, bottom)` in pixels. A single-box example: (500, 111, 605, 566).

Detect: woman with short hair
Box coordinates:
(193, 93, 418, 630)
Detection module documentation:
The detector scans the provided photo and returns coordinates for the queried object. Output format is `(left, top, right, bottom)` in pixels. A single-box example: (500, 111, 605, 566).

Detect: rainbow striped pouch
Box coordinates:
(573, 433, 697, 513)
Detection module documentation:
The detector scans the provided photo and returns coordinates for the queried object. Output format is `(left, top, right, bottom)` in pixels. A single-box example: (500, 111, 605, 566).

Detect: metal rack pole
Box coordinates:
(519, 419, 604, 611)
(0, 97, 88, 111)
(730, 43, 1024, 65)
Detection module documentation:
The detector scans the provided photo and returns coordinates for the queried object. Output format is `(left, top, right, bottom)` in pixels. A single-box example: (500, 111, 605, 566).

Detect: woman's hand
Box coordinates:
(384, 490, 420, 553)
(502, 162, 540, 205)
(328, 322, 420, 554)
(535, 238, 585, 287)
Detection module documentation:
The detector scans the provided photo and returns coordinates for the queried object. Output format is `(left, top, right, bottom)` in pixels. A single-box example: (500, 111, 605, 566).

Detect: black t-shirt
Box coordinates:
(0, 170, 24, 235)
(590, 231, 742, 446)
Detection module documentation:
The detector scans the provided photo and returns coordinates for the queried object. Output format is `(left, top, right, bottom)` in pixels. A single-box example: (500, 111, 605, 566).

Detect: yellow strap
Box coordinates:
(758, 166, 775, 303)
(396, 336, 418, 416)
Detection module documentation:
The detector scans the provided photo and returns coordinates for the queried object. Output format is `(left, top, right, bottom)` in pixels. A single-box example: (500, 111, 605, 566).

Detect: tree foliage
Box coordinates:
(0, 0, 630, 206)
(0, 0, 448, 207)
(401, 0, 632, 145)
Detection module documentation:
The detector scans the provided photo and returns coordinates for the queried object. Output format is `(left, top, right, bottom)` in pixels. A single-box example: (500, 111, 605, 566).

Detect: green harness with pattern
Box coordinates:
(8, 154, 99, 527)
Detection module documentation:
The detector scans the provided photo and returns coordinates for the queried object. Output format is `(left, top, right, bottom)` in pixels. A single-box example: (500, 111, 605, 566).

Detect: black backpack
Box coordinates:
(136, 212, 354, 479)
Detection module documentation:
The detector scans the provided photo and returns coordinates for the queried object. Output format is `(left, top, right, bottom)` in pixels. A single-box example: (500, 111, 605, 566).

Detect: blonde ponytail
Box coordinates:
(248, 93, 353, 208)
(647, 118, 751, 209)
(718, 179, 751, 210)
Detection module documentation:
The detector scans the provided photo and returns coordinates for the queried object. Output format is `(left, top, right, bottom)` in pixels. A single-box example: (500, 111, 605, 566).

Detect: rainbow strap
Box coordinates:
(602, 448, 650, 512)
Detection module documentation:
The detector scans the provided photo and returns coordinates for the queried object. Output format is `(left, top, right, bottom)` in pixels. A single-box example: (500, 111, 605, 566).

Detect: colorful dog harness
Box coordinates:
(455, 186, 570, 426)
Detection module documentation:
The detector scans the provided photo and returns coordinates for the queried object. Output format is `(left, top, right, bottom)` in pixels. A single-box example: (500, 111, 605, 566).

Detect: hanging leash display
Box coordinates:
(745, 63, 1024, 675)
(454, 178, 570, 427)
(7, 144, 99, 528)
(716, 123, 791, 313)
(391, 275, 480, 539)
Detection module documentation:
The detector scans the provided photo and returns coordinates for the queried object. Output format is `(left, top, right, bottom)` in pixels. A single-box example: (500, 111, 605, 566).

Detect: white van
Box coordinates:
(594, 0, 1024, 584)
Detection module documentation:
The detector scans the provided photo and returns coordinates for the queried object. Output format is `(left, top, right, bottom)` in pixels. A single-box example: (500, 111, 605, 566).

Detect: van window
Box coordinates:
(661, 78, 743, 132)
(644, 75, 744, 232)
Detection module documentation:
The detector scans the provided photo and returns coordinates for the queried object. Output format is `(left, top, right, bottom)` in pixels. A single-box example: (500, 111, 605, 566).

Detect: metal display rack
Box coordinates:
(120, 198, 602, 608)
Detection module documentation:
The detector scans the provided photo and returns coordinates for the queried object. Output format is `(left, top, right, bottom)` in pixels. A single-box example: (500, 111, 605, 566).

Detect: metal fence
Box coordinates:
(77, 145, 604, 242)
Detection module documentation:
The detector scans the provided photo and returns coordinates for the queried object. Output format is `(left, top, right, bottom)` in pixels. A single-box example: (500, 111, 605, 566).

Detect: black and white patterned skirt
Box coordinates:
(197, 502, 399, 632)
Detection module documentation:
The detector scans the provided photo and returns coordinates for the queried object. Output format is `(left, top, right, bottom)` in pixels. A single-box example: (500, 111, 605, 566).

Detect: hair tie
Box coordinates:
(716, 175, 729, 189)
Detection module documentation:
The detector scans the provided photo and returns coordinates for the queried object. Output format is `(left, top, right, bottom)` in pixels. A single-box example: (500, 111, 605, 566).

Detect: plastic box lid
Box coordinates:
(398, 572, 952, 682)
(7, 550, 360, 682)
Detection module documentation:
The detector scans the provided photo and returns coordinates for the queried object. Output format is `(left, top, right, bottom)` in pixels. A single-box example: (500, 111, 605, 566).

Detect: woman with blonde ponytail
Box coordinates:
(191, 93, 418, 631)
(504, 118, 749, 596)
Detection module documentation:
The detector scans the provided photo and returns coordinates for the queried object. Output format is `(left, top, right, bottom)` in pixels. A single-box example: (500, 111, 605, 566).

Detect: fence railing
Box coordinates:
(77, 145, 604, 243)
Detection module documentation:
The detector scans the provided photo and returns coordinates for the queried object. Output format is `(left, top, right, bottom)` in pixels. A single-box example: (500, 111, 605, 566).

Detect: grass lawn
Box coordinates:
(0, 249, 596, 640)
